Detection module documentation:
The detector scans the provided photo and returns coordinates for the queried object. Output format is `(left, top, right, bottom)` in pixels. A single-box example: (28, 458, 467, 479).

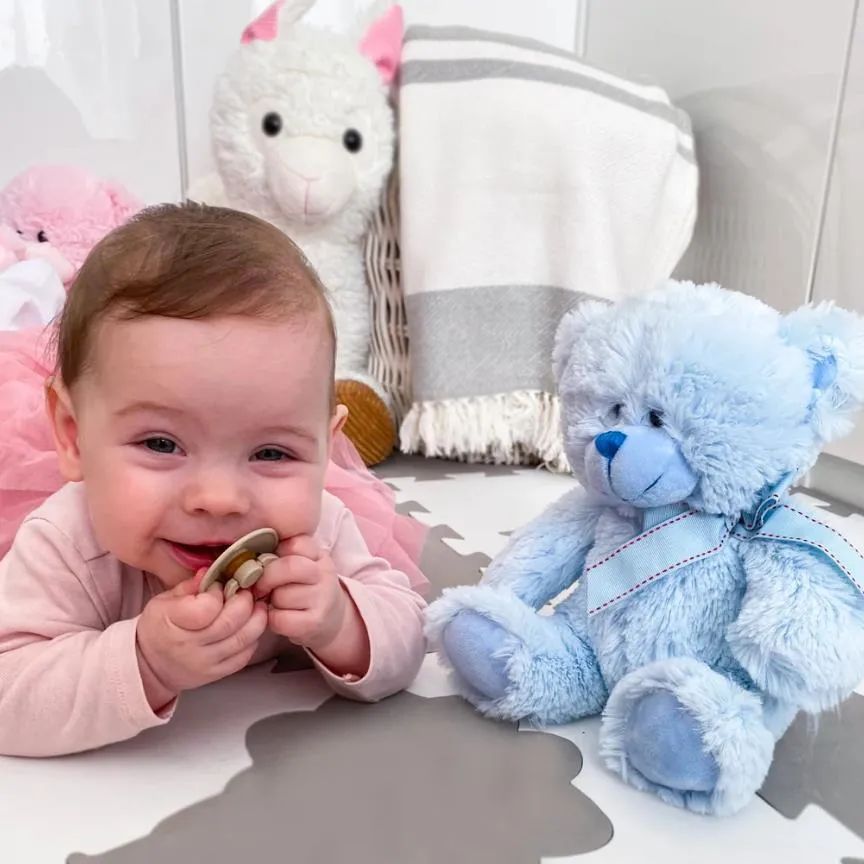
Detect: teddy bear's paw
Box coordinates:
(622, 691, 719, 793)
(335, 378, 396, 466)
(427, 584, 608, 724)
(442, 611, 511, 700)
(727, 553, 864, 714)
(600, 658, 775, 816)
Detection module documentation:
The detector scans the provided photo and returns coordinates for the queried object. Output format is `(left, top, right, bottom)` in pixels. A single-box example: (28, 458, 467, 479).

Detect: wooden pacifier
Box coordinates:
(198, 528, 279, 599)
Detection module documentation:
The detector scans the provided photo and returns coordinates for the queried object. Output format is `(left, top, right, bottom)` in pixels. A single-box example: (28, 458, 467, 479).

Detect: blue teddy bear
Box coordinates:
(425, 281, 864, 816)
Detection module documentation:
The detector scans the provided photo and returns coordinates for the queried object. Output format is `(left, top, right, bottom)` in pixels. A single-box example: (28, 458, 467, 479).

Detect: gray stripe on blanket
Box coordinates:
(405, 285, 587, 402)
(400, 57, 694, 143)
(404, 24, 591, 64)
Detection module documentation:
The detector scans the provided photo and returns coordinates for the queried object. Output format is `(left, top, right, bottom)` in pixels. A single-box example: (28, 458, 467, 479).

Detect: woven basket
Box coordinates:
(364, 166, 412, 423)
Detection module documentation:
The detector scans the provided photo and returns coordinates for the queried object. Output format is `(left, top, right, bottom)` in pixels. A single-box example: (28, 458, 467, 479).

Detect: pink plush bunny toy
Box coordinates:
(0, 164, 142, 286)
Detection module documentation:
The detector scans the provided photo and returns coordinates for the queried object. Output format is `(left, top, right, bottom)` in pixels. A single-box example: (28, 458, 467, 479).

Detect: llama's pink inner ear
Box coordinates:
(358, 4, 404, 84)
(241, 0, 285, 44)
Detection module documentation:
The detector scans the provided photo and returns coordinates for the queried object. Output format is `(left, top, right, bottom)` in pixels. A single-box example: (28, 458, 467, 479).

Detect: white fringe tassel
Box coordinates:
(399, 391, 571, 473)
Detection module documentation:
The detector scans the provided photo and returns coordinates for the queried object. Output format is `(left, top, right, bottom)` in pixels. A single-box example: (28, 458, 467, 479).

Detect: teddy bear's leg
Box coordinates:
(600, 658, 775, 816)
(329, 258, 397, 467)
(335, 374, 397, 466)
(428, 584, 608, 725)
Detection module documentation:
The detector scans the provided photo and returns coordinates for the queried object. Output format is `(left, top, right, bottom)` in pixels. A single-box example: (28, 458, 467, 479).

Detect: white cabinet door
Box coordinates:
(178, 0, 583, 187)
(0, 0, 182, 204)
(582, 0, 856, 312)
(810, 9, 864, 469)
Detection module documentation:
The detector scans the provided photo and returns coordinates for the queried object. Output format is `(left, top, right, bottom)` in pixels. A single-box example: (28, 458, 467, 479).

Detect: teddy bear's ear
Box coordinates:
(552, 298, 610, 384)
(101, 181, 142, 226)
(780, 301, 864, 441)
(241, 0, 315, 44)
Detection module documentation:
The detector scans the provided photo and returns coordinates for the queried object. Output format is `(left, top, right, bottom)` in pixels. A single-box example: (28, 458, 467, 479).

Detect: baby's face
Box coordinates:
(58, 313, 338, 587)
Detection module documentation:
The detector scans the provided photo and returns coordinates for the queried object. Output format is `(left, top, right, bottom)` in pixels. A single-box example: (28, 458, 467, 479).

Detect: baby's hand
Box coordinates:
(254, 536, 370, 677)
(136, 574, 268, 711)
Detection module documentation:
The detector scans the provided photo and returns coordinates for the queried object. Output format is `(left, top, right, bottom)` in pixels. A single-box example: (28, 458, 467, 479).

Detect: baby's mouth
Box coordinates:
(168, 542, 230, 569)
(184, 543, 227, 558)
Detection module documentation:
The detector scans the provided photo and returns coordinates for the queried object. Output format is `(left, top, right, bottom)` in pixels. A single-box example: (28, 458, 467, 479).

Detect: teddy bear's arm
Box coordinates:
(728, 541, 864, 713)
(481, 486, 603, 610)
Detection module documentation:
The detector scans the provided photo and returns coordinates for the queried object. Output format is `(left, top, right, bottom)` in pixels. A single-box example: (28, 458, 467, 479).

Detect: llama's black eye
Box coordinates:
(342, 128, 362, 153)
(37, 230, 48, 243)
(649, 409, 664, 428)
(262, 112, 283, 137)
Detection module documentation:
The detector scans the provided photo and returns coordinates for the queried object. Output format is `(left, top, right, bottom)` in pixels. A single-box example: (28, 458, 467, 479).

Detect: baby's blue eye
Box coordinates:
(143, 437, 177, 455)
(254, 448, 291, 462)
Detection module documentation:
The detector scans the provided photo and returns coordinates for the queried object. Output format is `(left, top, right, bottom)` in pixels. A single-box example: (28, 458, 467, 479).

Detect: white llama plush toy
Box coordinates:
(188, 0, 402, 465)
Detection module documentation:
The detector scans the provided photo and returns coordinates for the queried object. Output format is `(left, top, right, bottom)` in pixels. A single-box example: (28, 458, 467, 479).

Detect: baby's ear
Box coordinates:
(552, 298, 610, 384)
(780, 301, 864, 441)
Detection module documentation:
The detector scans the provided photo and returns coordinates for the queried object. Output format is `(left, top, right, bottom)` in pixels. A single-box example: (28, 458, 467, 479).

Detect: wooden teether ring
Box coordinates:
(224, 549, 256, 576)
(233, 558, 265, 589)
(198, 528, 279, 596)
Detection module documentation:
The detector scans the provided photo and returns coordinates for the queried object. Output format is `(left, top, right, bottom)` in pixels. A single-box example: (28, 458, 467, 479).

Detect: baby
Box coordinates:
(0, 202, 427, 757)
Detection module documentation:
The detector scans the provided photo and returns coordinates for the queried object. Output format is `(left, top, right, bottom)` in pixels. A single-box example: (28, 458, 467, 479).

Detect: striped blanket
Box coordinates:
(397, 25, 697, 470)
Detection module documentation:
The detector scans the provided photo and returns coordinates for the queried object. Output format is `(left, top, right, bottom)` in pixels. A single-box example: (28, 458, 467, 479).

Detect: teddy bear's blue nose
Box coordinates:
(595, 430, 626, 461)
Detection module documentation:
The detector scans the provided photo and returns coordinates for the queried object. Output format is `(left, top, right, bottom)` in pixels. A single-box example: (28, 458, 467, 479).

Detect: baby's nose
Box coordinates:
(184, 470, 250, 517)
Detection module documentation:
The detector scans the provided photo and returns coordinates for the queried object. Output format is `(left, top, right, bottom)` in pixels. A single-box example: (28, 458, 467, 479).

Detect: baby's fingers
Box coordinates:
(212, 601, 268, 663)
(166, 586, 224, 632)
(212, 643, 260, 681)
(199, 590, 256, 644)
(254, 555, 319, 598)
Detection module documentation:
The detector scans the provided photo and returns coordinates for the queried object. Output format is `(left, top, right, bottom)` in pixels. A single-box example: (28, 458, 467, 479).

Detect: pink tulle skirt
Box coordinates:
(0, 327, 428, 594)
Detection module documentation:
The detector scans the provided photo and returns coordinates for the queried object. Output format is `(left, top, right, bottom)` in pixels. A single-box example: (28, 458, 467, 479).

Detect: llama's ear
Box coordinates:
(358, 4, 403, 84)
(241, 0, 315, 43)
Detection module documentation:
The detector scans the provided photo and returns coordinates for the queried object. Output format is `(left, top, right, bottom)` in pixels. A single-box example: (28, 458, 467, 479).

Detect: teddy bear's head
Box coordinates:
(209, 0, 401, 241)
(0, 164, 141, 284)
(553, 281, 864, 516)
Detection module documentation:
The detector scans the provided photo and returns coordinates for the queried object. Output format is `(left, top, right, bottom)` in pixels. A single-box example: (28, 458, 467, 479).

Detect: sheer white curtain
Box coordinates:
(0, 0, 181, 201)
(0, 0, 145, 138)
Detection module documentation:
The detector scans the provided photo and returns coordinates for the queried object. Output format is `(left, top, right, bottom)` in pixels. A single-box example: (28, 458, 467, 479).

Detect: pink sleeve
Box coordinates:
(0, 518, 172, 757)
(310, 507, 428, 702)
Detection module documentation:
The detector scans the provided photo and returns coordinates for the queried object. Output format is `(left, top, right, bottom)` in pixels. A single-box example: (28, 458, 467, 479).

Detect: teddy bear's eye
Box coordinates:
(261, 112, 283, 137)
(605, 403, 623, 424)
(343, 128, 363, 153)
(648, 409, 664, 428)
(37, 230, 48, 243)
(15, 229, 23, 236)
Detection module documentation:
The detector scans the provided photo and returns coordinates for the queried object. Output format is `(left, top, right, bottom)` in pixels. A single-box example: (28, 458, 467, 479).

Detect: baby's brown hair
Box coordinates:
(56, 201, 336, 391)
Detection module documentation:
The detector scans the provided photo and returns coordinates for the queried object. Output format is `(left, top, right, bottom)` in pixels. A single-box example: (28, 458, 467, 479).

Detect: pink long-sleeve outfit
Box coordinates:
(0, 482, 428, 757)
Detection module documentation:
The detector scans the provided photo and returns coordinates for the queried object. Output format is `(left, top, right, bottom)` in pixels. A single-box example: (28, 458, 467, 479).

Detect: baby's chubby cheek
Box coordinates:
(268, 484, 325, 541)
